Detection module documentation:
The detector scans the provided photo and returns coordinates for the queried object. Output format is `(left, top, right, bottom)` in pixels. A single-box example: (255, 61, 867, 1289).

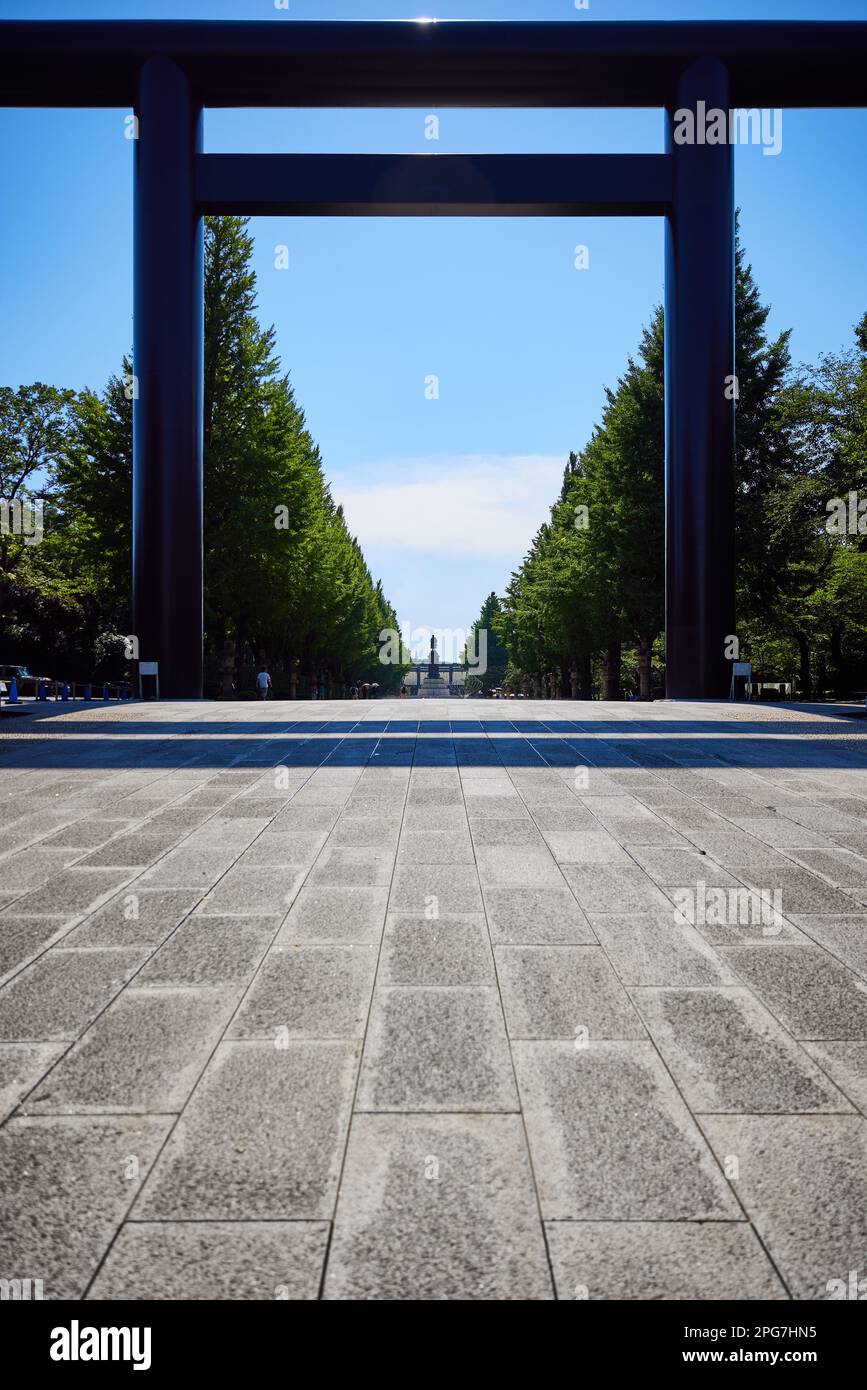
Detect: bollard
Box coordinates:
(83, 683, 92, 701)
(60, 682, 70, 701)
(103, 683, 110, 702)
(37, 680, 48, 701)
(8, 677, 18, 703)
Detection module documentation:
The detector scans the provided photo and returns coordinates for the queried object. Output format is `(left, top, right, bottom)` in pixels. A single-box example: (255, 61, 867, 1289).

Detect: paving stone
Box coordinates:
(143, 808, 216, 832)
(496, 945, 644, 1040)
(236, 832, 325, 867)
(0, 948, 145, 1041)
(14, 868, 130, 916)
(380, 914, 494, 986)
(138, 846, 238, 889)
(342, 795, 404, 818)
(465, 797, 532, 821)
(581, 795, 654, 819)
(0, 914, 74, 979)
(0, 1042, 65, 1120)
(606, 819, 690, 846)
(0, 1114, 170, 1298)
(228, 943, 377, 1040)
(136, 917, 276, 987)
(740, 866, 861, 916)
(562, 865, 671, 912)
(540, 831, 632, 864)
(803, 1041, 867, 1115)
(220, 798, 288, 819)
(0, 848, 85, 888)
(63, 889, 200, 948)
(530, 807, 597, 833)
(79, 831, 181, 868)
(684, 831, 795, 868)
(278, 886, 388, 943)
(546, 1221, 787, 1300)
(632, 987, 850, 1113)
(308, 846, 394, 888)
(289, 787, 351, 807)
(357, 987, 517, 1112)
(197, 864, 303, 914)
(626, 847, 742, 886)
(689, 907, 810, 946)
(134, 1041, 357, 1220)
(513, 1040, 739, 1220)
(790, 848, 867, 887)
(473, 845, 563, 887)
(329, 817, 402, 847)
(728, 817, 837, 849)
(397, 831, 475, 863)
(787, 903, 867, 965)
(389, 865, 482, 914)
(402, 805, 468, 833)
(703, 1114, 867, 1300)
(724, 944, 867, 1039)
(324, 1114, 552, 1300)
(41, 819, 140, 849)
(483, 886, 595, 945)
(188, 817, 270, 846)
(588, 913, 735, 986)
(4, 698, 867, 1301)
(88, 1220, 330, 1300)
(27, 986, 239, 1113)
(270, 812, 341, 839)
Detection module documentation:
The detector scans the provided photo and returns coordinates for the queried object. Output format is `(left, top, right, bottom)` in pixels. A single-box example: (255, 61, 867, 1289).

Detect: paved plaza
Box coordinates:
(1, 697, 867, 1301)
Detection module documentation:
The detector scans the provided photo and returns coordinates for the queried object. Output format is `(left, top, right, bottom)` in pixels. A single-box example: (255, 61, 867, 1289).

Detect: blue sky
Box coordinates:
(2, 0, 867, 660)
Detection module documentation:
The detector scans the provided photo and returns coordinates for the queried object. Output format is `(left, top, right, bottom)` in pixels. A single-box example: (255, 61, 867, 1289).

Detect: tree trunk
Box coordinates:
(603, 642, 621, 701)
(579, 652, 593, 700)
(796, 633, 812, 700)
(638, 637, 653, 701)
(830, 623, 846, 700)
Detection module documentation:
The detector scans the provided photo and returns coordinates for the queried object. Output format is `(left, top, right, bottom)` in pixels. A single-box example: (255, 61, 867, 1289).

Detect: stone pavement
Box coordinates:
(1, 696, 867, 1301)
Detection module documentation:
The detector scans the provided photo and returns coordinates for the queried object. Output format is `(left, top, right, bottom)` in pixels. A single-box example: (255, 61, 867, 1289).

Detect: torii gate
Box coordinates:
(2, 19, 865, 698)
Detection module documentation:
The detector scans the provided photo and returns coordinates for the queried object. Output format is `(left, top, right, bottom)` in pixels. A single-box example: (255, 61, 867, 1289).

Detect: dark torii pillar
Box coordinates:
(665, 58, 736, 699)
(133, 57, 204, 698)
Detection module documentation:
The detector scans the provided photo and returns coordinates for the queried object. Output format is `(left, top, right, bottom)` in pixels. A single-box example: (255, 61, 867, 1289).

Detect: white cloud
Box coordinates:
(329, 453, 565, 556)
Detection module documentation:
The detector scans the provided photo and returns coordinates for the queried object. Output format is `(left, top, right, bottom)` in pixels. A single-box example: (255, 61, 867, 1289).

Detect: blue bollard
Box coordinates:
(37, 680, 48, 701)
(8, 677, 18, 703)
(103, 683, 110, 702)
(83, 683, 92, 701)
(60, 682, 70, 701)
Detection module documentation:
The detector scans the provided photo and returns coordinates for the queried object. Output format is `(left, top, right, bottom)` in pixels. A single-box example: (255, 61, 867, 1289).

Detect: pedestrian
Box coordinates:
(256, 666, 272, 701)
(350, 683, 359, 699)
(400, 684, 407, 699)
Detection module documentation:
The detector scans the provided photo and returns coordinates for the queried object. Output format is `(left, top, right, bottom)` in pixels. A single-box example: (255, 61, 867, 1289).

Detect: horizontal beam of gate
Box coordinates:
(195, 154, 672, 218)
(1, 21, 867, 108)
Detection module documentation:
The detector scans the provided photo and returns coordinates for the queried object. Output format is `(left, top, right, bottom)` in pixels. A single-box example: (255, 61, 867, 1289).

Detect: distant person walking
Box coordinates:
(256, 667, 272, 701)
(350, 683, 359, 699)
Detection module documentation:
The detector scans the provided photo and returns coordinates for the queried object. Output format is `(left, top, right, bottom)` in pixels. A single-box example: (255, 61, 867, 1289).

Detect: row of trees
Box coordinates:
(0, 218, 405, 698)
(471, 224, 867, 700)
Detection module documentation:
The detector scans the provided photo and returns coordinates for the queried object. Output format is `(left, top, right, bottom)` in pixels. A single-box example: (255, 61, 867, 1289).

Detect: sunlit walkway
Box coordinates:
(1, 697, 867, 1300)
